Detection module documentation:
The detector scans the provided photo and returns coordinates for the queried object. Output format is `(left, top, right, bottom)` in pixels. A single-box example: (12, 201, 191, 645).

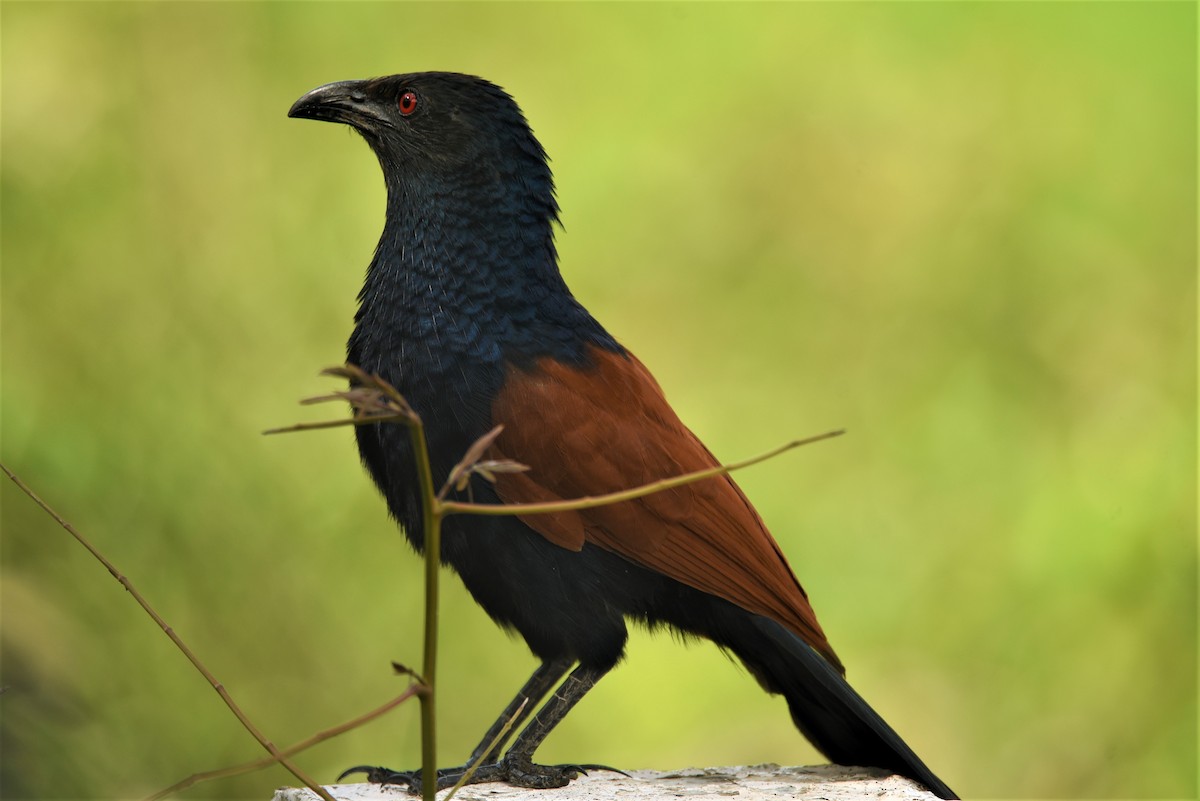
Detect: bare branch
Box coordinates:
(264, 365, 421, 436)
(0, 463, 338, 801)
(263, 416, 404, 435)
(143, 686, 420, 801)
(444, 698, 529, 801)
(440, 430, 845, 518)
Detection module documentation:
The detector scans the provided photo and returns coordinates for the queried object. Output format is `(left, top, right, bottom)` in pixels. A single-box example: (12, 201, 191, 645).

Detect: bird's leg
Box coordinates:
(496, 663, 627, 789)
(339, 659, 573, 791)
(465, 658, 574, 764)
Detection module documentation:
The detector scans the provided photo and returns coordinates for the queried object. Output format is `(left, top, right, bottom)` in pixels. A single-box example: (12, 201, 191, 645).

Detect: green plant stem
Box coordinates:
(403, 417, 442, 801)
(422, 506, 441, 801)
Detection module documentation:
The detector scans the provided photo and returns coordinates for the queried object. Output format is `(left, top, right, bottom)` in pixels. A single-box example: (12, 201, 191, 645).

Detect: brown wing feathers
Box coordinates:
(490, 345, 844, 672)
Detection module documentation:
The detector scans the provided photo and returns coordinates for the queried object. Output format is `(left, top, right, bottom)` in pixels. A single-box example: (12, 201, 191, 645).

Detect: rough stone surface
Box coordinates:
(273, 764, 940, 801)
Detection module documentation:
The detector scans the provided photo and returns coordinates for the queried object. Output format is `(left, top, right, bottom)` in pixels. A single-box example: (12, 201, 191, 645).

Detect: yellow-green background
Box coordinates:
(2, 3, 1194, 799)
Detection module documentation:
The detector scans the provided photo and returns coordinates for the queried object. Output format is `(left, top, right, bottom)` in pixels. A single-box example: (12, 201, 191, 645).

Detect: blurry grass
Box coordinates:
(1, 2, 1195, 800)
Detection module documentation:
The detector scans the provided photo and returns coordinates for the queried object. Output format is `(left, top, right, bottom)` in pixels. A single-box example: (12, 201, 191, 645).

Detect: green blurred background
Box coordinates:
(2, 3, 1195, 799)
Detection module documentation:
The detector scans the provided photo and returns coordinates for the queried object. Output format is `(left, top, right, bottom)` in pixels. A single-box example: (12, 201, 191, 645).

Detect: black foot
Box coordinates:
(338, 762, 507, 794)
(499, 755, 578, 789)
(338, 759, 627, 793)
(502, 755, 630, 789)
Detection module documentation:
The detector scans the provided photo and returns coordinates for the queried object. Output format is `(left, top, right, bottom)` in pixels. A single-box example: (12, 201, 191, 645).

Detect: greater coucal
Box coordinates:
(288, 72, 956, 800)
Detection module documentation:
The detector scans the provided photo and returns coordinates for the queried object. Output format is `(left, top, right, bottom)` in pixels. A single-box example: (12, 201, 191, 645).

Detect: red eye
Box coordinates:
(398, 91, 418, 116)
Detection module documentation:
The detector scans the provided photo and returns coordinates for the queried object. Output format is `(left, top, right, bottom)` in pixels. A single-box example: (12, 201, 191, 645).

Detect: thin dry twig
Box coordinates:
(392, 660, 430, 689)
(264, 365, 419, 436)
(143, 686, 421, 801)
(444, 698, 530, 801)
(439, 425, 530, 501)
(441, 430, 846, 518)
(0, 463, 338, 801)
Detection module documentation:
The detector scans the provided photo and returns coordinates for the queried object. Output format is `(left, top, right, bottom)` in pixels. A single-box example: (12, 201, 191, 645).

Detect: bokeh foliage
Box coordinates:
(1, 3, 1194, 799)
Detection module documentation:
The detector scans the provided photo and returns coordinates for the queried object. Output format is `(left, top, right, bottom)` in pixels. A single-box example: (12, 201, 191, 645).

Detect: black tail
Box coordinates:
(734, 615, 957, 799)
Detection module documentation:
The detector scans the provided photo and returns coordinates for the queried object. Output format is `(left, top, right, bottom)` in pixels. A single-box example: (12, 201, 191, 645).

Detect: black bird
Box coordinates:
(288, 72, 956, 800)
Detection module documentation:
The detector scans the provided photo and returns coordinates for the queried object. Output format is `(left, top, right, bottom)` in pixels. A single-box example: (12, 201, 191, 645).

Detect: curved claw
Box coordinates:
(559, 763, 631, 778)
(337, 765, 376, 782)
(336, 765, 419, 787)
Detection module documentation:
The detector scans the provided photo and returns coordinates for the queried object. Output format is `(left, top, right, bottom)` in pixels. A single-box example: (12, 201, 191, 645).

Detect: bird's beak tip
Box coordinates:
(288, 80, 367, 122)
(287, 86, 327, 120)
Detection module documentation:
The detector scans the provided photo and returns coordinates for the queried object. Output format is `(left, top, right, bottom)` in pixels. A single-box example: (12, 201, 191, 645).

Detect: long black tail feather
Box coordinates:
(737, 616, 957, 799)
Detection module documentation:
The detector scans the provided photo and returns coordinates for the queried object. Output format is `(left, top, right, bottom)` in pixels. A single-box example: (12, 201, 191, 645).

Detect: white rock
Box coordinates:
(274, 764, 940, 801)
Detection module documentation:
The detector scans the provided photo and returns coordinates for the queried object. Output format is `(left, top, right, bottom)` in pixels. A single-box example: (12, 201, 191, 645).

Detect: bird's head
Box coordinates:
(288, 72, 556, 214)
(289, 71, 578, 335)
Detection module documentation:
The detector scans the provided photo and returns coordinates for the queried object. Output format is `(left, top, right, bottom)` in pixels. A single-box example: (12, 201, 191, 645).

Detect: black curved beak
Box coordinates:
(288, 80, 385, 128)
